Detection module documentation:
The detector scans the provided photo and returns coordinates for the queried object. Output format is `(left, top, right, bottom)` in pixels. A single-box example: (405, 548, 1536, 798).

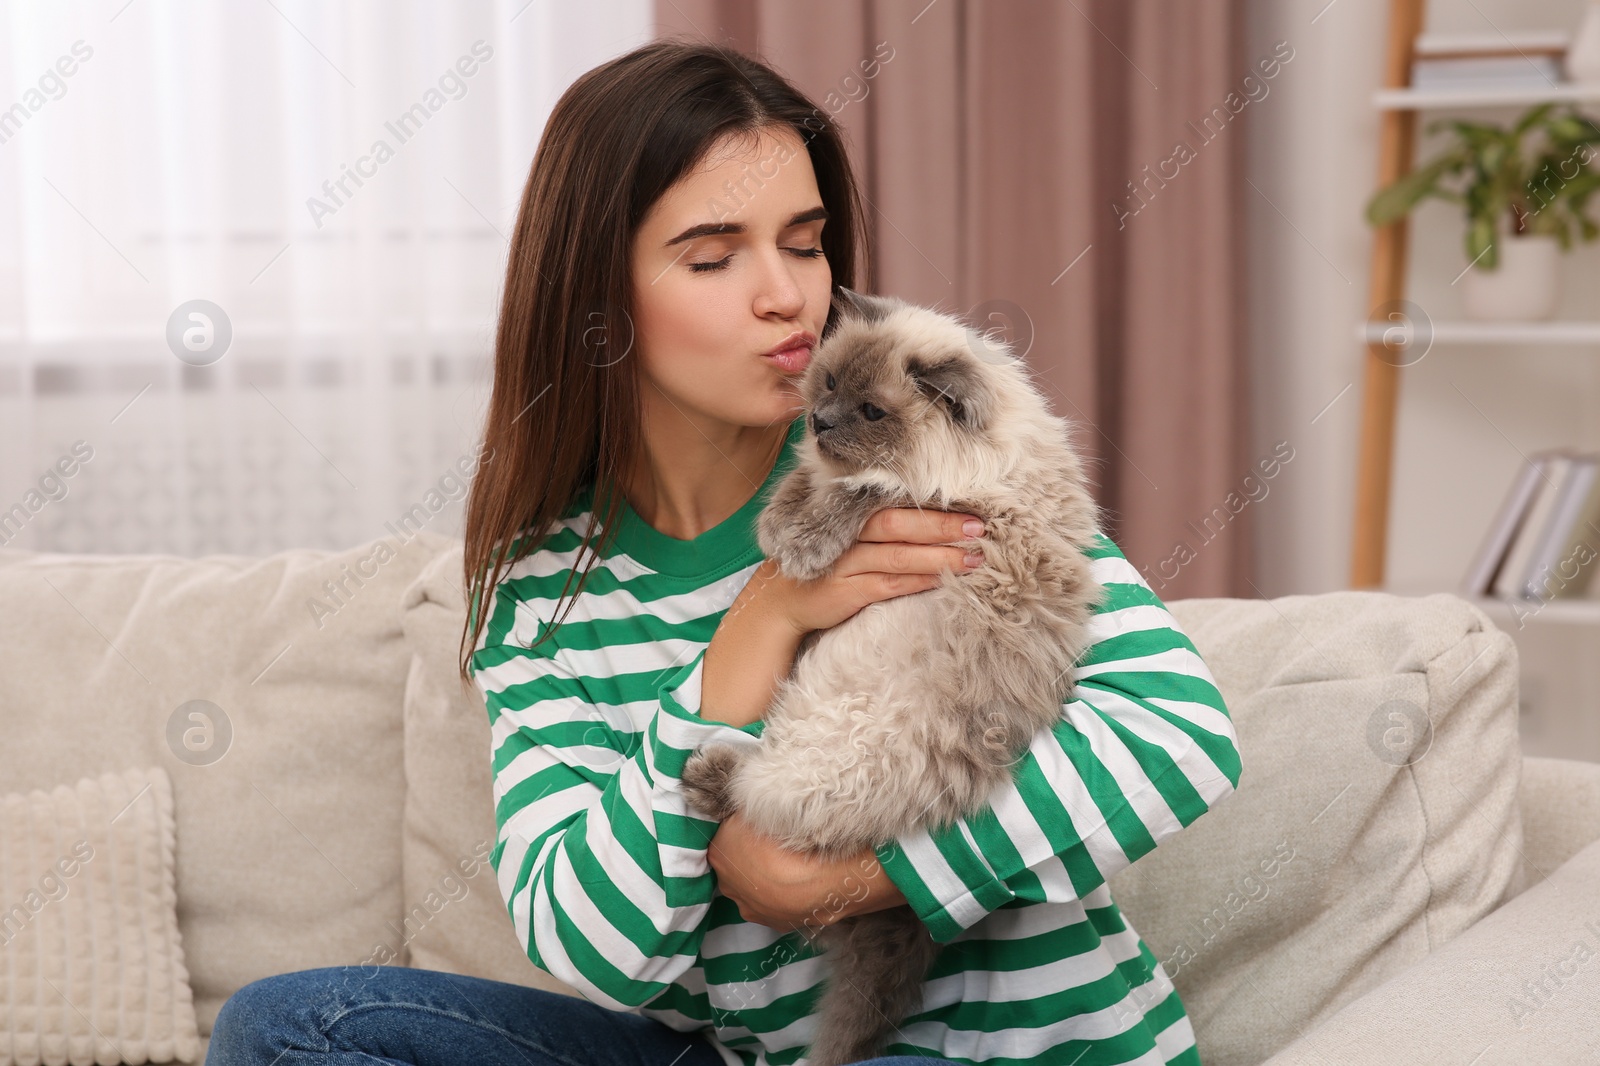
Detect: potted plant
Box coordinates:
(1366, 103, 1600, 321)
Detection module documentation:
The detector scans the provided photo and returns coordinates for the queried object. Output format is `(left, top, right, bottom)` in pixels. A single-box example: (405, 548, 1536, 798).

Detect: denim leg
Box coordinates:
(206, 964, 728, 1066)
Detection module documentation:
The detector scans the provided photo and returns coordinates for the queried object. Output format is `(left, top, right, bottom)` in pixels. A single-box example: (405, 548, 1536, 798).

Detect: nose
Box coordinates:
(753, 248, 807, 320)
(811, 411, 834, 435)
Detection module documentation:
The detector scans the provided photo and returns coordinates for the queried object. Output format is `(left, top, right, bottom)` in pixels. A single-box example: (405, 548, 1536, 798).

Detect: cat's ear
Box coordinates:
(831, 286, 896, 324)
(908, 353, 1000, 431)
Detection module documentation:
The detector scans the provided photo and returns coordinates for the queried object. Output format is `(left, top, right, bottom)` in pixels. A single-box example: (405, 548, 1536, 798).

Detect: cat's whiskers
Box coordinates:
(872, 448, 921, 512)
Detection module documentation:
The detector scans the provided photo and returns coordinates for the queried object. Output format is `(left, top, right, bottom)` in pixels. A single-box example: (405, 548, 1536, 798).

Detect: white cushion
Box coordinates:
(1517, 755, 1600, 889)
(1261, 836, 1600, 1063)
(1108, 591, 1524, 1066)
(0, 766, 200, 1066)
(0, 534, 455, 1034)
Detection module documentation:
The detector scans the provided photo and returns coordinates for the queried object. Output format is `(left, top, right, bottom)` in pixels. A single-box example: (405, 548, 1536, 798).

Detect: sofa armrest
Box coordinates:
(1519, 755, 1600, 891)
(1258, 837, 1600, 1064)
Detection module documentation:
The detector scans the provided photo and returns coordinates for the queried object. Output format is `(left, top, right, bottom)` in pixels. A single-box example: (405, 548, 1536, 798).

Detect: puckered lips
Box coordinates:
(761, 329, 816, 374)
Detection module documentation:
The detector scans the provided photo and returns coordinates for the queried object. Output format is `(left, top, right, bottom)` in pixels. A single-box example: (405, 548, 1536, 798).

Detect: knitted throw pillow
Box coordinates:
(0, 766, 200, 1065)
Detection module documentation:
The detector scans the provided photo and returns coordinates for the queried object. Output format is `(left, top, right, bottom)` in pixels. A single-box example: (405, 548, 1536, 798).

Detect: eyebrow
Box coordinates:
(663, 206, 829, 247)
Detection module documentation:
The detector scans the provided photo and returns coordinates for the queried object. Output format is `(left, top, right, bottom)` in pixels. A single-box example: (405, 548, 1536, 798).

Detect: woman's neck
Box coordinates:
(616, 405, 790, 542)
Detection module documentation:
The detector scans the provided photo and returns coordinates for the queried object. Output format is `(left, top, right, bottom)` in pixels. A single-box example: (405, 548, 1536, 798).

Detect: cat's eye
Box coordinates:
(862, 402, 886, 421)
(825, 372, 836, 390)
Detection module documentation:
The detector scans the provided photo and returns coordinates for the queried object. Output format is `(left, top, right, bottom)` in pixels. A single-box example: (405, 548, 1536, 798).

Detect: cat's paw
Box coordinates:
(679, 743, 744, 821)
(773, 536, 844, 582)
(757, 470, 858, 581)
(758, 514, 851, 582)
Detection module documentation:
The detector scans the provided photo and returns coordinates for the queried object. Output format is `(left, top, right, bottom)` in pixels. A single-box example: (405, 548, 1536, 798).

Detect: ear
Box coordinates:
(908, 353, 1000, 430)
(832, 286, 897, 324)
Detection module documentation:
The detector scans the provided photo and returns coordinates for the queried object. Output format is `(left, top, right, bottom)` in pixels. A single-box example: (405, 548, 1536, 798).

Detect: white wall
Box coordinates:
(1244, 0, 1600, 596)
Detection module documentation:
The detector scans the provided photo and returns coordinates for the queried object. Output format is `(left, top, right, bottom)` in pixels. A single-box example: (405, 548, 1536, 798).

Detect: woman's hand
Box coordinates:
(762, 506, 988, 637)
(699, 506, 986, 729)
(707, 810, 910, 935)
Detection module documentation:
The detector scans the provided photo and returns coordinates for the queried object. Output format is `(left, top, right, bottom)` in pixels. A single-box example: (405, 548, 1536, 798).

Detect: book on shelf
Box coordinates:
(1463, 448, 1600, 602)
(1492, 451, 1574, 599)
(1410, 31, 1568, 92)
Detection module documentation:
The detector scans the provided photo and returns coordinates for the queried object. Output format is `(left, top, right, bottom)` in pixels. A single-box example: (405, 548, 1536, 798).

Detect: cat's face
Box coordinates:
(800, 288, 1006, 474)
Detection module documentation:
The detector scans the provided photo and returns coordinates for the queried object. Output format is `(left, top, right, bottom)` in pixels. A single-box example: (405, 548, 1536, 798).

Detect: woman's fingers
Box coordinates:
(837, 507, 985, 581)
(765, 507, 984, 632)
(859, 506, 983, 546)
(836, 540, 977, 579)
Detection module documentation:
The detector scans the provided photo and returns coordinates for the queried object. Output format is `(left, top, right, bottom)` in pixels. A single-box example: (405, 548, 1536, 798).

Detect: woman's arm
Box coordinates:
(470, 580, 774, 1010)
(867, 530, 1243, 945)
(699, 558, 803, 728)
(706, 811, 908, 933)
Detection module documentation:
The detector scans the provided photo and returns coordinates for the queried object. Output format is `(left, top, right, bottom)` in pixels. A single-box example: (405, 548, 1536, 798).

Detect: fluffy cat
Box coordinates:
(679, 287, 1108, 1066)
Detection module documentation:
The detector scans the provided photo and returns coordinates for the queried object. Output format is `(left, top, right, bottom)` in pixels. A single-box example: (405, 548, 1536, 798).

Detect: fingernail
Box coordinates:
(963, 552, 984, 567)
(963, 519, 986, 537)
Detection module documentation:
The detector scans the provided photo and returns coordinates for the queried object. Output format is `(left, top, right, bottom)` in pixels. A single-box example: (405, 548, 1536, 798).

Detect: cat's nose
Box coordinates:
(811, 412, 834, 435)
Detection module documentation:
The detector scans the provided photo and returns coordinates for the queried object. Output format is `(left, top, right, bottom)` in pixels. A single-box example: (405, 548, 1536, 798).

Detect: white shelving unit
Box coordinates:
(1374, 83, 1600, 110)
(1359, 81, 1600, 601)
(1385, 582, 1600, 625)
(1351, 41, 1600, 586)
(1473, 595, 1600, 625)
(1358, 76, 1600, 562)
(1358, 321, 1600, 345)
(1357, 52, 1600, 763)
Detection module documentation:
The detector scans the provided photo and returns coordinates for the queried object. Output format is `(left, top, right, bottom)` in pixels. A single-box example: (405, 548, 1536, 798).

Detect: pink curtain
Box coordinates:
(656, 0, 1254, 600)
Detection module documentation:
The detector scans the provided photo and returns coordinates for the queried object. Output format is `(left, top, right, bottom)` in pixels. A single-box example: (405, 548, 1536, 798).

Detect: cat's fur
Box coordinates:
(679, 288, 1107, 1066)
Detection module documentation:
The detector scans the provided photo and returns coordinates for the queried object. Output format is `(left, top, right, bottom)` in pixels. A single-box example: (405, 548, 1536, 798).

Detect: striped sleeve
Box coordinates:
(872, 530, 1243, 944)
(468, 582, 766, 1010)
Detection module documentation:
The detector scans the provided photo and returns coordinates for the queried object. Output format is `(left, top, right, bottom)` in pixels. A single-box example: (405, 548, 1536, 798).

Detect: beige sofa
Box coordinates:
(2, 533, 1598, 1065)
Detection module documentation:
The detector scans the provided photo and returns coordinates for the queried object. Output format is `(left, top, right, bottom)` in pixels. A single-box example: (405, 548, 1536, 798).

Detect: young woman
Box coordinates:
(208, 39, 1240, 1066)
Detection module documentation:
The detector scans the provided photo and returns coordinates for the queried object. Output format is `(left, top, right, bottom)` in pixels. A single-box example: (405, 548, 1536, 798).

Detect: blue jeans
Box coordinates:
(206, 964, 959, 1066)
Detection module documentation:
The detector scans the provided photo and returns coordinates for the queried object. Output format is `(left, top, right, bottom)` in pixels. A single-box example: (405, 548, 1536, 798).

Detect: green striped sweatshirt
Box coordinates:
(468, 414, 1243, 1066)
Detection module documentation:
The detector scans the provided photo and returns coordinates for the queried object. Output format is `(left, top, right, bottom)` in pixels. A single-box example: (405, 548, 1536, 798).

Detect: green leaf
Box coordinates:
(1467, 215, 1497, 270)
(1513, 102, 1556, 135)
(1547, 115, 1600, 144)
(1482, 140, 1512, 179)
(1366, 152, 1464, 225)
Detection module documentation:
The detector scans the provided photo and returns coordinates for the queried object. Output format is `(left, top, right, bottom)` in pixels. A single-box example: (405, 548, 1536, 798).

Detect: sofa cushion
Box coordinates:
(1, 766, 200, 1066)
(1106, 591, 1524, 1066)
(397, 540, 584, 998)
(0, 532, 455, 1035)
(1517, 755, 1600, 892)
(1259, 835, 1600, 1064)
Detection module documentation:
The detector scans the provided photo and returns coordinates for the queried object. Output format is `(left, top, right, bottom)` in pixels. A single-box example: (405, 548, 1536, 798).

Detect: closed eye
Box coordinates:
(689, 247, 826, 273)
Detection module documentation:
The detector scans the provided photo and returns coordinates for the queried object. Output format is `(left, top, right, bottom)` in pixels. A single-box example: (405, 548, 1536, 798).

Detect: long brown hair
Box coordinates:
(458, 38, 872, 680)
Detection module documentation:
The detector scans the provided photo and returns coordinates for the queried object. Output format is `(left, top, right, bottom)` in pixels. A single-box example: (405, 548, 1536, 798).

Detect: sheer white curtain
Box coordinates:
(0, 0, 650, 555)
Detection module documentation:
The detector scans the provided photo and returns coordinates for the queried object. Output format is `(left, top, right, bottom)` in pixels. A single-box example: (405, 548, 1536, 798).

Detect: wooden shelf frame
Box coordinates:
(1352, 0, 1428, 589)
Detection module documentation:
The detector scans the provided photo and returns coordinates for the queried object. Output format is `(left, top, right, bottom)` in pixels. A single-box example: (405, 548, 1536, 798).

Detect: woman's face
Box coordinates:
(630, 124, 833, 431)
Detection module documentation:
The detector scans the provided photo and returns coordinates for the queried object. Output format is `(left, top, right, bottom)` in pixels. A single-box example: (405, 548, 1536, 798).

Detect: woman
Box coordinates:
(208, 39, 1240, 1066)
